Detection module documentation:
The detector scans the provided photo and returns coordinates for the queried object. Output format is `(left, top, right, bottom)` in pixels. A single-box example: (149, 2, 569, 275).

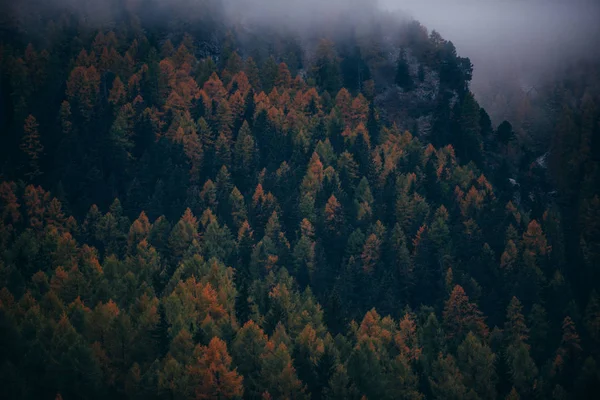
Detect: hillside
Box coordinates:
(1, 1, 600, 399)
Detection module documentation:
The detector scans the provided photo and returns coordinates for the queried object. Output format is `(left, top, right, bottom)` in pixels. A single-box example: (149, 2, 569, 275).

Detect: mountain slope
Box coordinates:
(1, 2, 600, 399)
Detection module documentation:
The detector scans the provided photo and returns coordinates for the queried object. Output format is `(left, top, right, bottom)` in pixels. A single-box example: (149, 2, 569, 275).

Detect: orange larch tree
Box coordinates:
(188, 337, 244, 400)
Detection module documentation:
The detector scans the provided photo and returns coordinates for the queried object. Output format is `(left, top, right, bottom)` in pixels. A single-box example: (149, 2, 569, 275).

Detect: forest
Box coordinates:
(1, 0, 600, 399)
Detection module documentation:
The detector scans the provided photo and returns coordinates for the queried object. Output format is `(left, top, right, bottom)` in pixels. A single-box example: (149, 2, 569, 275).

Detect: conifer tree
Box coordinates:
(395, 50, 414, 90)
(21, 115, 43, 180)
(260, 341, 308, 399)
(189, 337, 244, 399)
(443, 285, 488, 346)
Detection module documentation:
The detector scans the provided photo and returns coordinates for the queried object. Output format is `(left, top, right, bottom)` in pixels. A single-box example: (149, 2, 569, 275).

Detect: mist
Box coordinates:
(5, 0, 600, 120)
(380, 0, 600, 120)
(225, 0, 600, 120)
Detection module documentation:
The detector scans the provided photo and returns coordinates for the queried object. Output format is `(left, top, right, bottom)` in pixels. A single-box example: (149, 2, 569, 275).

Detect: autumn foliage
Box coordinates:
(0, 3, 599, 400)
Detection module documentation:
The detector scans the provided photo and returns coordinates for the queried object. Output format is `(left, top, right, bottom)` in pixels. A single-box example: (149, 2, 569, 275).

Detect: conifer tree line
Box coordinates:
(1, 1, 600, 399)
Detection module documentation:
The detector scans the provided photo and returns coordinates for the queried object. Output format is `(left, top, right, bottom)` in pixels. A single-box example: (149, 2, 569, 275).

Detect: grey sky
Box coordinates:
(380, 1, 600, 95)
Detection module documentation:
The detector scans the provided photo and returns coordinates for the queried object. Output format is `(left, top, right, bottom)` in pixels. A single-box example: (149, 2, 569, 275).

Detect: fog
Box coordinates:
(380, 0, 600, 119)
(230, 0, 600, 120)
(5, 0, 600, 119)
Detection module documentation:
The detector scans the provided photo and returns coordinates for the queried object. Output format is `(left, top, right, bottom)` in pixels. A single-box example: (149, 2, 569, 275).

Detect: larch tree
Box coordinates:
(188, 337, 243, 400)
(66, 65, 100, 122)
(443, 285, 488, 346)
(127, 211, 152, 254)
(360, 233, 381, 275)
(324, 194, 345, 239)
(109, 76, 127, 108)
(275, 63, 292, 88)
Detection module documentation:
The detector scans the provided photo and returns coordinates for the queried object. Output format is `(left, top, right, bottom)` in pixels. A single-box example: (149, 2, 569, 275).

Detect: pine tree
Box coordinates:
(231, 320, 268, 397)
(233, 121, 257, 190)
(158, 355, 191, 399)
(497, 120, 515, 146)
(168, 208, 198, 259)
(260, 341, 308, 399)
(215, 132, 233, 170)
(505, 297, 529, 345)
(395, 50, 414, 90)
(454, 92, 483, 165)
(21, 115, 44, 180)
(312, 39, 342, 94)
(182, 123, 203, 184)
(506, 340, 538, 396)
(390, 224, 413, 300)
(229, 186, 248, 230)
(429, 353, 468, 400)
(263, 211, 291, 267)
(244, 57, 261, 91)
(354, 177, 374, 224)
(457, 332, 498, 399)
(294, 323, 325, 396)
(553, 316, 582, 378)
(261, 57, 279, 93)
(323, 364, 360, 400)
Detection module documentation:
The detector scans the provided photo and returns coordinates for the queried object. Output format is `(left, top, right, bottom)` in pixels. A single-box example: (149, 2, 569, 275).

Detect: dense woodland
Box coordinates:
(1, 1, 600, 399)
